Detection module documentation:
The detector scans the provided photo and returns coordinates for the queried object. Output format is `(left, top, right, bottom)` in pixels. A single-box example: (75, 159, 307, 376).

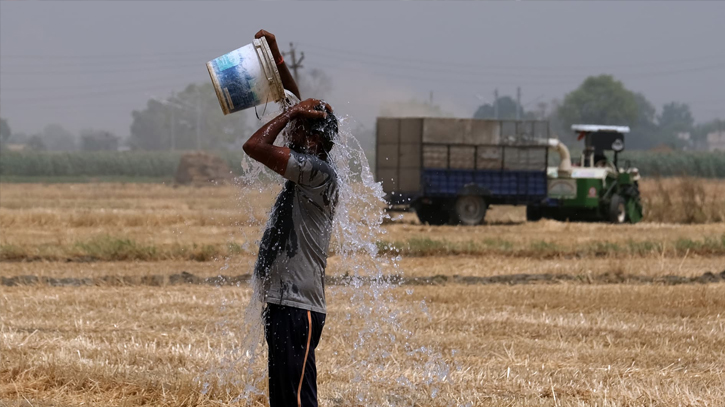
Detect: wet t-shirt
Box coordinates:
(255, 151, 338, 314)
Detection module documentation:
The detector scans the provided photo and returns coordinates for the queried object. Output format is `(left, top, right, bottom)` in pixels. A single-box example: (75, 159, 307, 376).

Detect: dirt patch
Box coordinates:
(174, 152, 233, 185)
(3, 270, 724, 288)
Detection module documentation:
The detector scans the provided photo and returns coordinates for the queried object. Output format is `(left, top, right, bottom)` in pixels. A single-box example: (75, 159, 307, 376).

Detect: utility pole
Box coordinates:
(168, 92, 176, 151)
(516, 86, 521, 120)
(195, 88, 201, 150)
(429, 91, 434, 106)
(283, 42, 305, 82)
(494, 89, 499, 119)
(156, 93, 197, 151)
(170, 107, 176, 151)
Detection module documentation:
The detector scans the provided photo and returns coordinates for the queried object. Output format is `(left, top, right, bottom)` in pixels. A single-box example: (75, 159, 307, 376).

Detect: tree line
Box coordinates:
(473, 75, 718, 150)
(0, 69, 333, 153)
(3, 150, 725, 179)
(0, 83, 247, 153)
(0, 73, 720, 152)
(1, 120, 121, 152)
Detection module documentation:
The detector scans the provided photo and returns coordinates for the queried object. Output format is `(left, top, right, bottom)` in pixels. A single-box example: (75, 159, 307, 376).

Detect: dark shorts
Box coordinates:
(264, 303, 326, 407)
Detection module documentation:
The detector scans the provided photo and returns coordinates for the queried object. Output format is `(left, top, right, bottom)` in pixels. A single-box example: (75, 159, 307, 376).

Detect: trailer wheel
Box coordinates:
(609, 194, 627, 224)
(454, 196, 487, 225)
(526, 205, 543, 222)
(623, 182, 643, 223)
(414, 203, 450, 226)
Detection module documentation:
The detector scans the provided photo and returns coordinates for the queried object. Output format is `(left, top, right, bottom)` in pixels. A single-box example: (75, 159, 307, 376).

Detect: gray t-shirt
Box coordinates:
(255, 151, 338, 314)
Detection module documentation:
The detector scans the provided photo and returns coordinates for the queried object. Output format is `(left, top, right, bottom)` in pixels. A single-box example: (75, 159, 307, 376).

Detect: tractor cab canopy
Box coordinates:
(572, 124, 630, 168)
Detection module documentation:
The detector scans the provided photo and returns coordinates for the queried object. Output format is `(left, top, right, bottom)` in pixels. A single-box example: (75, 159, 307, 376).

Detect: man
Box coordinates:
(243, 30, 339, 407)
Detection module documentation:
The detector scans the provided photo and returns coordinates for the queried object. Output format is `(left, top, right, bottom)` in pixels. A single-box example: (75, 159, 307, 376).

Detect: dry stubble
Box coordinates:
(2, 181, 725, 406)
(2, 284, 724, 406)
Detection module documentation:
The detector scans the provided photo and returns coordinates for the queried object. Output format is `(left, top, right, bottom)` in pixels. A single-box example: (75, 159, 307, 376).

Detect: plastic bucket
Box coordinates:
(206, 37, 284, 115)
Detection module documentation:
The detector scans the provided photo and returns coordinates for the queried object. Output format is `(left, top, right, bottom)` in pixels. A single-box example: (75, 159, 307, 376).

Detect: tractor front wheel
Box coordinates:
(609, 194, 627, 224)
(526, 205, 543, 222)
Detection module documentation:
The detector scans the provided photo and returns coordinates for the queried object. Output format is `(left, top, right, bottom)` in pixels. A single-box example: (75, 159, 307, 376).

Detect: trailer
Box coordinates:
(375, 117, 551, 225)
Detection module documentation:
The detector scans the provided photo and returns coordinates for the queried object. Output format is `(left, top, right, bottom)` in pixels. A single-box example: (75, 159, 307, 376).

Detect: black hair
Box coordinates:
(306, 105, 338, 154)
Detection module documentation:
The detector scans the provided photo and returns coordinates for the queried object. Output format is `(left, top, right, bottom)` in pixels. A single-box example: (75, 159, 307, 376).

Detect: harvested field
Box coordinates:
(2, 182, 724, 262)
(3, 284, 725, 406)
(1, 181, 725, 406)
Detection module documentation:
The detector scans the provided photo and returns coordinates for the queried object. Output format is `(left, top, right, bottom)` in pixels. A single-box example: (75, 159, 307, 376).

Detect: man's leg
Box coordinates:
(265, 304, 326, 407)
(298, 310, 325, 407)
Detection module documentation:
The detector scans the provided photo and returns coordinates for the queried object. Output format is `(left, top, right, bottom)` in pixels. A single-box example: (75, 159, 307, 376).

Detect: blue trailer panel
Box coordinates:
(422, 169, 547, 203)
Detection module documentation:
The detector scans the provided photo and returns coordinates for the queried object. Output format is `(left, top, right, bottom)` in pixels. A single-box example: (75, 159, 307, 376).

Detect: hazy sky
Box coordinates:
(1, 1, 723, 137)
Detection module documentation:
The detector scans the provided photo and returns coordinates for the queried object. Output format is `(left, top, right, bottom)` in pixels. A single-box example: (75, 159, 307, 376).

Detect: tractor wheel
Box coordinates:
(454, 195, 487, 225)
(415, 203, 450, 226)
(609, 194, 627, 224)
(526, 205, 543, 222)
(624, 182, 644, 223)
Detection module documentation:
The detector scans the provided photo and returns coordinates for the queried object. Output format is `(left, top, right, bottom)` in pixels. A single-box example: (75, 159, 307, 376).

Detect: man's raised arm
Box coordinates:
(255, 30, 301, 100)
(243, 99, 330, 175)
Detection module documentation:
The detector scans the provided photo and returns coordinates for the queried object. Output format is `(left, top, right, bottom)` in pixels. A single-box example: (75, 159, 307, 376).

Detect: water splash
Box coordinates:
(199, 105, 453, 405)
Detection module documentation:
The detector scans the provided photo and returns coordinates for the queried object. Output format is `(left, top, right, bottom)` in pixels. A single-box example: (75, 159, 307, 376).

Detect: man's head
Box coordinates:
(288, 104, 338, 161)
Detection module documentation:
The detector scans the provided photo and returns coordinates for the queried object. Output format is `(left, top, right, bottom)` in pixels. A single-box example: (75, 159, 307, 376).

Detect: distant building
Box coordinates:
(708, 131, 725, 151)
(677, 132, 691, 141)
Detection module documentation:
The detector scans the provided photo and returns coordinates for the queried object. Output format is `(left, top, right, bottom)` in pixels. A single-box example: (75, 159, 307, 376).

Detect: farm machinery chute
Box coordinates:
(528, 125, 643, 224)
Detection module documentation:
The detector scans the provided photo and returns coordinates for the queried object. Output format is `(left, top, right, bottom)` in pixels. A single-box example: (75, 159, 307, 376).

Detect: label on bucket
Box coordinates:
(214, 52, 240, 72)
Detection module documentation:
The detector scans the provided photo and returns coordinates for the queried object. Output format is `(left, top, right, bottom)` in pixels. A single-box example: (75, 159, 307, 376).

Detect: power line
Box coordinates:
(0, 61, 205, 76)
(623, 63, 725, 78)
(3, 42, 723, 75)
(2, 46, 722, 113)
(3, 42, 720, 82)
(0, 78, 192, 93)
(4, 60, 720, 110)
(0, 56, 208, 70)
(303, 58, 585, 87)
(306, 49, 725, 81)
(299, 42, 725, 71)
(522, 94, 546, 108)
(1, 84, 182, 106)
(6, 42, 724, 72)
(0, 49, 220, 60)
(688, 98, 725, 105)
(305, 49, 578, 79)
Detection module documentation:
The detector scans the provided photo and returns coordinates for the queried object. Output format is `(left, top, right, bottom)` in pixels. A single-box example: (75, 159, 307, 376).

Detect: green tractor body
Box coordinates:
(530, 125, 643, 224)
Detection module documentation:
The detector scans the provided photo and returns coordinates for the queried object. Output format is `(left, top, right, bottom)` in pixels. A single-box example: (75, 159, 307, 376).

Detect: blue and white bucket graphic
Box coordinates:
(206, 38, 284, 115)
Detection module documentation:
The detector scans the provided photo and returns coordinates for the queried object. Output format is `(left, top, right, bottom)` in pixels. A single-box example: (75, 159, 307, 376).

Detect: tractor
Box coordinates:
(527, 124, 643, 224)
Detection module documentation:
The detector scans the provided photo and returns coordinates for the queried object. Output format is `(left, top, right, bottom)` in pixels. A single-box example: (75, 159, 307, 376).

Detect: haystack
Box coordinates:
(175, 152, 233, 185)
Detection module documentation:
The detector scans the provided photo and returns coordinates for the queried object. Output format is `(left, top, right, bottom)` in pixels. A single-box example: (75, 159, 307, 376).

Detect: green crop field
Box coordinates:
(2, 150, 725, 180)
